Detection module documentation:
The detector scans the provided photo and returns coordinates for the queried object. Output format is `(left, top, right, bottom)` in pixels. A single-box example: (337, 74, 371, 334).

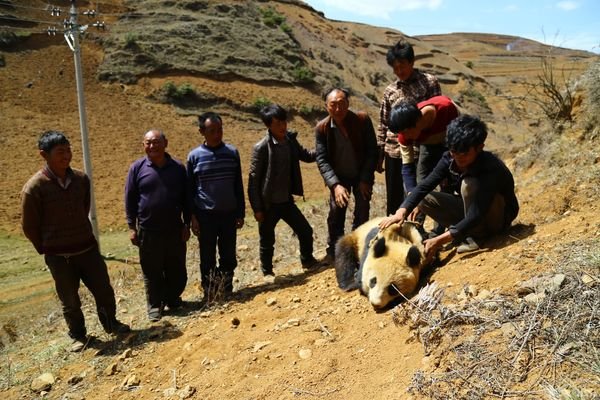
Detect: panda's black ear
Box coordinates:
(373, 237, 386, 258)
(406, 245, 421, 267)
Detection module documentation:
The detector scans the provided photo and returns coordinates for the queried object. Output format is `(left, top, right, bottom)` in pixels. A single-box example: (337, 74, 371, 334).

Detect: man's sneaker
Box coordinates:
(105, 319, 131, 334)
(166, 298, 183, 311)
(301, 257, 324, 270)
(148, 307, 162, 322)
(261, 266, 274, 277)
(70, 335, 90, 352)
(320, 254, 335, 266)
(456, 237, 479, 254)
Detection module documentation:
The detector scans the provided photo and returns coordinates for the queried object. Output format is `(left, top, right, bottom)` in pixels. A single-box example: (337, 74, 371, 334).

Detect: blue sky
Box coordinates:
(302, 0, 600, 53)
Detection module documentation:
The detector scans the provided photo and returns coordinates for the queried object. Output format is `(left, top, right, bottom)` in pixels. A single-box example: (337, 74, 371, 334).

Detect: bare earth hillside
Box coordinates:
(1, 1, 599, 399)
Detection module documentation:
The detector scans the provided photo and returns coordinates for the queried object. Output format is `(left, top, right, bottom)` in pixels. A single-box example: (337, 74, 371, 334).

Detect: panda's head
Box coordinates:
(360, 227, 424, 309)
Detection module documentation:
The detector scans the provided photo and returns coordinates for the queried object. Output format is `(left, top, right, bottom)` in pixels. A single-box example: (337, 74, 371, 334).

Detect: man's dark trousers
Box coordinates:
(138, 227, 187, 311)
(45, 247, 117, 339)
(258, 201, 314, 271)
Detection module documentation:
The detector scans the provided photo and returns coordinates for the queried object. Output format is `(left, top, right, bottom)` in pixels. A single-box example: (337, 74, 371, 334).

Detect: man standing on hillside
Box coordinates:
(316, 88, 378, 262)
(125, 129, 190, 322)
(21, 131, 130, 352)
(248, 104, 322, 276)
(377, 40, 441, 216)
(188, 112, 245, 301)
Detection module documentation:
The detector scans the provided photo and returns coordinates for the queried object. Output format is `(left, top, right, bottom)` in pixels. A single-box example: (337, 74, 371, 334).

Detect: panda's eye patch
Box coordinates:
(387, 285, 399, 296)
(369, 277, 377, 288)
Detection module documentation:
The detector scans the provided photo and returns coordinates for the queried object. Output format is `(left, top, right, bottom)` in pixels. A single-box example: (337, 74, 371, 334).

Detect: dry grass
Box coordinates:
(393, 239, 600, 399)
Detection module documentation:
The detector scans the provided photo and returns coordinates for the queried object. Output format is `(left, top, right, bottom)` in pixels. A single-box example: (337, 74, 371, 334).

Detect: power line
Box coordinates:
(0, 1, 51, 12)
(0, 14, 61, 25)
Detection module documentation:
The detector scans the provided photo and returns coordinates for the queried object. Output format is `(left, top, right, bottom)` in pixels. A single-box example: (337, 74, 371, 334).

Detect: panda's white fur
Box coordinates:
(334, 217, 428, 309)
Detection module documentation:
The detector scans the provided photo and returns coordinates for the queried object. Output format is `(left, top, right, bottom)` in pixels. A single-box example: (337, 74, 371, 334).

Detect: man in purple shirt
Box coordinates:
(125, 129, 190, 322)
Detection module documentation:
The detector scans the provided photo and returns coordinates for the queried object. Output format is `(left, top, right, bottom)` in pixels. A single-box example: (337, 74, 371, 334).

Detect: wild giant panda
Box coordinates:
(334, 217, 429, 309)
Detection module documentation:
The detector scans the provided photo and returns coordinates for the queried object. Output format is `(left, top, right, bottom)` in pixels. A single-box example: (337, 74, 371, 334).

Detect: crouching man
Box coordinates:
(379, 115, 519, 256)
(21, 131, 130, 352)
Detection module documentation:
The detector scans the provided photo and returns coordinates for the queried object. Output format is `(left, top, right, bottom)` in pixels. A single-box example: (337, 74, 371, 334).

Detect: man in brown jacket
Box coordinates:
(21, 131, 130, 352)
(315, 88, 378, 261)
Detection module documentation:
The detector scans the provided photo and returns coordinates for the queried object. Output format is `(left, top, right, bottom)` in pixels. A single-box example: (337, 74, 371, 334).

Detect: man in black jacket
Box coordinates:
(379, 115, 519, 257)
(248, 104, 321, 276)
(315, 88, 378, 261)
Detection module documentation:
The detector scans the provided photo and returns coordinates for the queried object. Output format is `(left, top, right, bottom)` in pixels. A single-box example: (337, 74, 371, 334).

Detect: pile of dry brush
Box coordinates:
(393, 239, 599, 400)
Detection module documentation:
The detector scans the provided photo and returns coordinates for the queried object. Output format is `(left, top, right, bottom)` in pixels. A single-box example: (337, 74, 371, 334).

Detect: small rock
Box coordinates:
(183, 342, 193, 351)
(550, 274, 566, 292)
(500, 322, 517, 338)
(475, 289, 492, 300)
(67, 374, 83, 385)
(314, 338, 329, 347)
(252, 341, 272, 353)
(163, 387, 177, 397)
(31, 372, 55, 392)
(378, 321, 385, 329)
(291, 296, 301, 303)
(118, 348, 134, 360)
(524, 292, 546, 304)
(104, 362, 118, 376)
(266, 297, 277, 306)
(238, 244, 249, 251)
(286, 318, 300, 326)
(178, 385, 196, 399)
(298, 348, 312, 359)
(231, 317, 241, 328)
(121, 374, 140, 389)
(200, 311, 211, 318)
(581, 273, 596, 286)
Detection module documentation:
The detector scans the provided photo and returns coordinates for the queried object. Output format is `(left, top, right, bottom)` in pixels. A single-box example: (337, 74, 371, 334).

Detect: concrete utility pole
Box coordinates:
(64, 0, 101, 249)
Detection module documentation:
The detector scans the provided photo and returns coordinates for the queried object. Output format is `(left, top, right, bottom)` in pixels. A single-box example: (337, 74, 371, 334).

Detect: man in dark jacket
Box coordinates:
(248, 104, 321, 276)
(315, 88, 378, 260)
(379, 115, 519, 256)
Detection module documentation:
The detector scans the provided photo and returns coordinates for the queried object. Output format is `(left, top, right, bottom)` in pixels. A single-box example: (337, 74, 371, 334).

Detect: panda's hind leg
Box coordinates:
(334, 234, 360, 291)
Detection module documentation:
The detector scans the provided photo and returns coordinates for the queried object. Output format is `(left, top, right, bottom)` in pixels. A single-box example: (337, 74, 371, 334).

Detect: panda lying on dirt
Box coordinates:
(334, 217, 433, 309)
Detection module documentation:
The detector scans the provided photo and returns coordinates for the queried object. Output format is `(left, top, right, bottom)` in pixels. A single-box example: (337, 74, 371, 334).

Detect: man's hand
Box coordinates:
(407, 206, 421, 222)
(359, 181, 372, 201)
(191, 215, 200, 237)
(129, 229, 139, 247)
(423, 231, 452, 259)
(254, 211, 264, 223)
(235, 218, 244, 229)
(378, 208, 407, 230)
(333, 184, 350, 208)
(375, 151, 385, 173)
(181, 224, 191, 242)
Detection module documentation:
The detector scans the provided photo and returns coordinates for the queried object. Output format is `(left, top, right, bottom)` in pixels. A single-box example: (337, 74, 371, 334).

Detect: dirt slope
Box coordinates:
(1, 1, 599, 399)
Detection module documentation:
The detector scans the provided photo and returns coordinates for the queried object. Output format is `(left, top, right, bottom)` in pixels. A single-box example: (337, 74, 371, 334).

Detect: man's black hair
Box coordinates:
(38, 130, 69, 153)
(386, 40, 415, 66)
(388, 102, 420, 133)
(198, 111, 222, 130)
(323, 87, 350, 102)
(260, 104, 287, 127)
(446, 115, 488, 153)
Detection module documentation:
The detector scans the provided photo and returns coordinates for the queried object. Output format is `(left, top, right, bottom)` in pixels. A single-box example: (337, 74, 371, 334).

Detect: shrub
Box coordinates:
(465, 60, 474, 69)
(160, 81, 197, 104)
(292, 64, 315, 83)
(253, 96, 271, 110)
(259, 7, 285, 28)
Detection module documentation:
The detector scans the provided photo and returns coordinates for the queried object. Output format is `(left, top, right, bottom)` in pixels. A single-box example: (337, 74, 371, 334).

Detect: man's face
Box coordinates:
(450, 144, 484, 170)
(392, 59, 414, 81)
(42, 143, 72, 173)
(269, 117, 287, 139)
(325, 90, 349, 122)
(201, 118, 223, 146)
(143, 131, 167, 161)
